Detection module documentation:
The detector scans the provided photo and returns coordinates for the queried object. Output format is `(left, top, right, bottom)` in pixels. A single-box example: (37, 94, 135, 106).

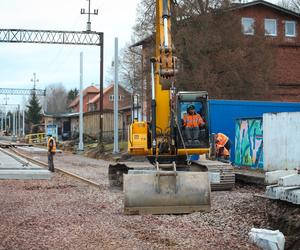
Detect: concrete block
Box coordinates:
(266, 185, 284, 199)
(279, 186, 300, 201)
(278, 174, 300, 186)
(265, 170, 298, 185)
(290, 190, 300, 204)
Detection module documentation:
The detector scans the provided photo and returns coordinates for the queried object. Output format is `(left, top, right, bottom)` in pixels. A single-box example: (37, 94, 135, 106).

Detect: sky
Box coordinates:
(0, 0, 140, 107)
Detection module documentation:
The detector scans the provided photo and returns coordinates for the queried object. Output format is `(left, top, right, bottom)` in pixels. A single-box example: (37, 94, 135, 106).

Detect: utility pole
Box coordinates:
(18, 105, 21, 136)
(113, 37, 119, 154)
(4, 95, 9, 105)
(0, 111, 3, 131)
(80, 0, 98, 32)
(22, 109, 25, 137)
(78, 52, 84, 151)
(31, 73, 39, 90)
(4, 110, 7, 132)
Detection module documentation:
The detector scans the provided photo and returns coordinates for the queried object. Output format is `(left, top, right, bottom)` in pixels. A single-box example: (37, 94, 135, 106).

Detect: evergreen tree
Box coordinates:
(67, 88, 79, 102)
(26, 91, 42, 133)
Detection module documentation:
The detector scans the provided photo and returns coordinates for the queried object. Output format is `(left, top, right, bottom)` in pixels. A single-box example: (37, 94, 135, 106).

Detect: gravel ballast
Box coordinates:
(0, 149, 275, 249)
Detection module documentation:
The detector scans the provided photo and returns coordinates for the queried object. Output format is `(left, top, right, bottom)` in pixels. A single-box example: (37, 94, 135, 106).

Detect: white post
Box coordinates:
(5, 111, 7, 132)
(113, 37, 119, 154)
(13, 111, 15, 137)
(8, 114, 10, 132)
(22, 109, 25, 137)
(0, 111, 2, 131)
(18, 105, 21, 136)
(78, 52, 84, 151)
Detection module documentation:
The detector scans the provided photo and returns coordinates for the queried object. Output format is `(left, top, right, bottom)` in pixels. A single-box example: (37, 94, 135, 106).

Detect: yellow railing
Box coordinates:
(25, 133, 46, 144)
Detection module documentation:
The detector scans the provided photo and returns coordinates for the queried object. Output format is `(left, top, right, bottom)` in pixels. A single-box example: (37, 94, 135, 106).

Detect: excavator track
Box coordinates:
(191, 159, 235, 191)
(108, 159, 235, 191)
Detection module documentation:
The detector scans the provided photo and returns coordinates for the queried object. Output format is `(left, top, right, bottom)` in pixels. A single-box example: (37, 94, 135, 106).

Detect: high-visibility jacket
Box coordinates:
(183, 114, 205, 128)
(215, 133, 230, 156)
(47, 137, 56, 153)
(215, 133, 229, 148)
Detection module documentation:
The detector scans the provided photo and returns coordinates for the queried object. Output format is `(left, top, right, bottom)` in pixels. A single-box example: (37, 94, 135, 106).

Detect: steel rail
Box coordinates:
(7, 145, 100, 188)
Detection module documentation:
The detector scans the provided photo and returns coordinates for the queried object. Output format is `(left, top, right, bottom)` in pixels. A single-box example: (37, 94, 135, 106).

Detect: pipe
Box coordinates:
(151, 62, 156, 155)
(163, 0, 169, 48)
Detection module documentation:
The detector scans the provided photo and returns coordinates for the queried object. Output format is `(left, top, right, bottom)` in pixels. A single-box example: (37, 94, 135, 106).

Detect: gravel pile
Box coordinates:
(0, 148, 274, 249)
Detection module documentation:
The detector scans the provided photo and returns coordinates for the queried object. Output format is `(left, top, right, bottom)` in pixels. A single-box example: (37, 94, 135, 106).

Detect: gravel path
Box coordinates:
(0, 148, 271, 249)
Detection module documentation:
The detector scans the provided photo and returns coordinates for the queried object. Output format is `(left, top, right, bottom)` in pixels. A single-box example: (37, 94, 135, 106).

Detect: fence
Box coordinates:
(25, 133, 46, 144)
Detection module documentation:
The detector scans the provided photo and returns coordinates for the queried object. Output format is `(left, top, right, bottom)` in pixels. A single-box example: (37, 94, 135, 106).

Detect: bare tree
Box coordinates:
(46, 83, 68, 113)
(173, 9, 274, 100)
(279, 0, 300, 12)
(134, 0, 156, 40)
(120, 41, 143, 93)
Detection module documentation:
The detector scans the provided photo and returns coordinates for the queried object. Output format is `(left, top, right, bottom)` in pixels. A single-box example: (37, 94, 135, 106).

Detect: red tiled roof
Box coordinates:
(88, 83, 130, 104)
(69, 85, 99, 108)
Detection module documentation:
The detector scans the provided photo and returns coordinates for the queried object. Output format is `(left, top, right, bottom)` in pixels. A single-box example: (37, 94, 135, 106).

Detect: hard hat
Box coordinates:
(187, 104, 195, 111)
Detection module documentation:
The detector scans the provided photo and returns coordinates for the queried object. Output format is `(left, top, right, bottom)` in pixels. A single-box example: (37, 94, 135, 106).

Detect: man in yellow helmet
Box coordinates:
(47, 134, 56, 172)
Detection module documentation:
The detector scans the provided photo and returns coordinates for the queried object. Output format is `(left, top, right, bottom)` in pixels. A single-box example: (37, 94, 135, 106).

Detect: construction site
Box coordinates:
(1, 0, 300, 250)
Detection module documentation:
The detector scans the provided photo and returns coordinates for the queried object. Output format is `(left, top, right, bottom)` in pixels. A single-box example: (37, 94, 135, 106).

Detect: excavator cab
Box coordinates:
(122, 91, 212, 215)
(176, 91, 210, 150)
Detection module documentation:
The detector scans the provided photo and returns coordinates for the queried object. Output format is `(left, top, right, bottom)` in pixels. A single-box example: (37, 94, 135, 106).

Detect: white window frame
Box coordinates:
(264, 19, 277, 36)
(285, 21, 296, 37)
(109, 95, 114, 101)
(241, 17, 255, 35)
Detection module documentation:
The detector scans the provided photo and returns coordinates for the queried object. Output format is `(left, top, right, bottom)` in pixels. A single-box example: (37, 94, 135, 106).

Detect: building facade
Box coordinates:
(233, 0, 300, 101)
(132, 0, 300, 112)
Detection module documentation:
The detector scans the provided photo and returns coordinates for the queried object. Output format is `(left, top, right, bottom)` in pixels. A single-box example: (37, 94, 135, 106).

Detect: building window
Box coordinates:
(241, 17, 255, 35)
(264, 19, 277, 36)
(285, 21, 296, 37)
(109, 95, 124, 101)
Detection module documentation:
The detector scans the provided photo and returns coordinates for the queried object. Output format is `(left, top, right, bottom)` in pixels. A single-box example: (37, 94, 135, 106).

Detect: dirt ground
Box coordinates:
(0, 149, 298, 249)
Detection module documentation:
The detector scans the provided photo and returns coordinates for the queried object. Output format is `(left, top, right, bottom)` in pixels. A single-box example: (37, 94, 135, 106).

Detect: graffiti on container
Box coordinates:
(235, 118, 263, 168)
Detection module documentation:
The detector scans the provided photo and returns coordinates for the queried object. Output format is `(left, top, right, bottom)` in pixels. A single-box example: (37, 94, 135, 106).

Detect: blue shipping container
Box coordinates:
(208, 100, 300, 164)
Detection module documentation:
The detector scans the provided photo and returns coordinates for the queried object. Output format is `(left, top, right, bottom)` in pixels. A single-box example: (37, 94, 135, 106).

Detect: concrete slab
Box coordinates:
(278, 174, 300, 187)
(0, 169, 52, 180)
(0, 149, 52, 180)
(265, 170, 298, 185)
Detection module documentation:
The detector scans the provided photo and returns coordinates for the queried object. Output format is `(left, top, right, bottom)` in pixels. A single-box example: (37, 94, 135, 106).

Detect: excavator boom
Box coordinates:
(109, 0, 234, 215)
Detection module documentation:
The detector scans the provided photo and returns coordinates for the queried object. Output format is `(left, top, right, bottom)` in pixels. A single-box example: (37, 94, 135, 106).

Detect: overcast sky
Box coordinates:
(0, 0, 140, 106)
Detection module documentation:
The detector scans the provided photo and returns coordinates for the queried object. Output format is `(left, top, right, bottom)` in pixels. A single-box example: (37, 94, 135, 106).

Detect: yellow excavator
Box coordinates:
(109, 0, 234, 215)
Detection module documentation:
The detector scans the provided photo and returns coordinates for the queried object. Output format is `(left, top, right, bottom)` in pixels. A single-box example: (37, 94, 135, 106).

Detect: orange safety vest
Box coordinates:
(215, 133, 229, 157)
(215, 133, 229, 148)
(47, 137, 57, 153)
(183, 114, 204, 128)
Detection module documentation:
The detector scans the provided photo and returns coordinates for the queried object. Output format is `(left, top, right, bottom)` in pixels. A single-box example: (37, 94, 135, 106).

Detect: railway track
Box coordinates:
(0, 141, 100, 188)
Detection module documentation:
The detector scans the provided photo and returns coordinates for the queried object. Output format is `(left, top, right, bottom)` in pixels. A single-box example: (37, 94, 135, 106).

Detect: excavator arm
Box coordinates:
(109, 0, 234, 215)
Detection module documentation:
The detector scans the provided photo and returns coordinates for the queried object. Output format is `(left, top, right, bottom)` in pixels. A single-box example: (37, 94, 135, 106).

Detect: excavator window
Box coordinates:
(177, 101, 209, 148)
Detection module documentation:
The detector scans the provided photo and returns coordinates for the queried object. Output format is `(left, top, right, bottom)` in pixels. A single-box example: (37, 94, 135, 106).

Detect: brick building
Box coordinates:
(68, 85, 99, 113)
(132, 0, 300, 119)
(87, 83, 131, 112)
(88, 83, 132, 128)
(231, 0, 300, 101)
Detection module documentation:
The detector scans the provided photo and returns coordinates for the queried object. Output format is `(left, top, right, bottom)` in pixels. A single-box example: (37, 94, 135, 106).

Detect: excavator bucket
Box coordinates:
(124, 170, 211, 215)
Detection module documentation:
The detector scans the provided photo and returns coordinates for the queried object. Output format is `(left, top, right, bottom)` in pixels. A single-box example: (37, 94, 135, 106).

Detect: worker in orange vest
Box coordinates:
(183, 105, 205, 146)
(47, 134, 57, 172)
(215, 133, 230, 159)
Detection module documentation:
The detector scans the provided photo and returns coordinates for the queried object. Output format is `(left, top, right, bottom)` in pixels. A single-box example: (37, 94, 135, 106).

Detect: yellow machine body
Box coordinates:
(128, 121, 150, 156)
(122, 0, 211, 215)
